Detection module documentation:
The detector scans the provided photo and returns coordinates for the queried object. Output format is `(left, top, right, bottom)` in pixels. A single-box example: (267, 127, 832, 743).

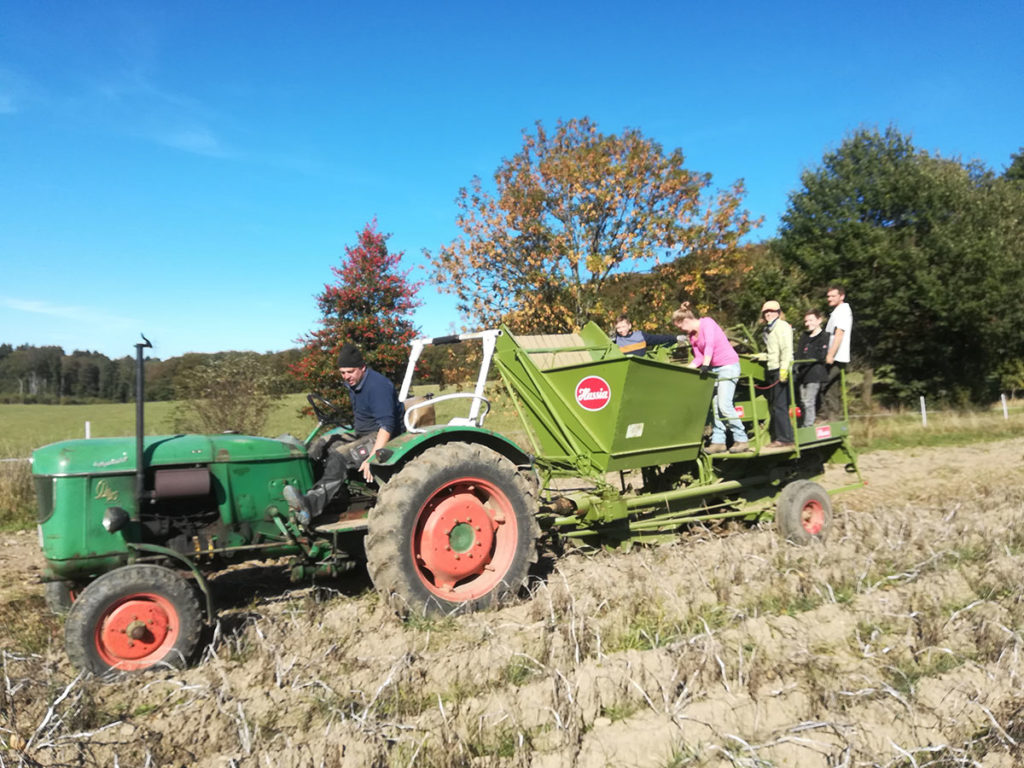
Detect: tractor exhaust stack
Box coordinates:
(135, 334, 152, 506)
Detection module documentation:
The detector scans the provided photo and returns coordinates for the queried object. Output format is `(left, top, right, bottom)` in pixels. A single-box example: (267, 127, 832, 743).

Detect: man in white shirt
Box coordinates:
(822, 284, 852, 420)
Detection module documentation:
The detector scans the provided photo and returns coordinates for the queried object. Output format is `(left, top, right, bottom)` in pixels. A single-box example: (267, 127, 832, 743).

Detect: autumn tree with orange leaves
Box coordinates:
(291, 220, 420, 411)
(427, 117, 761, 332)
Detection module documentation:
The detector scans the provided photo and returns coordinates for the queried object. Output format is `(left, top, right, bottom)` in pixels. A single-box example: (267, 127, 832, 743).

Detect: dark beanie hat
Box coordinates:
(336, 343, 365, 368)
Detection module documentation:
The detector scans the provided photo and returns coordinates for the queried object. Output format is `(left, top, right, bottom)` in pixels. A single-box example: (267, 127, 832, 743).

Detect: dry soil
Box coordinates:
(2, 438, 1024, 767)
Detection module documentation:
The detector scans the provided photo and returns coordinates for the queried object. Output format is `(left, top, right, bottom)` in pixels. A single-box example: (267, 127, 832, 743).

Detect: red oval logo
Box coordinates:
(575, 376, 611, 411)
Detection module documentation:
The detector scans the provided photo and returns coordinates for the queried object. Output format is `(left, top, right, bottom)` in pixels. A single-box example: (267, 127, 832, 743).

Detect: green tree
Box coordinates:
(60, 350, 109, 400)
(0, 345, 64, 401)
(109, 356, 136, 402)
(427, 117, 761, 332)
(995, 359, 1024, 399)
(1004, 148, 1024, 182)
(590, 242, 805, 349)
(171, 352, 281, 434)
(291, 220, 421, 411)
(774, 126, 1024, 404)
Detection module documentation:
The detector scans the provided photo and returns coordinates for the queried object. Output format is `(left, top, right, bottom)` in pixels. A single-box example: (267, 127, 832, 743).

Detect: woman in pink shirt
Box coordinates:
(672, 302, 749, 454)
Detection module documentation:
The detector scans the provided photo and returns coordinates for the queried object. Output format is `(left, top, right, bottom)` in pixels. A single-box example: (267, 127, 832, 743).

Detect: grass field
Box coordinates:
(0, 384, 531, 460)
(0, 390, 1019, 531)
(0, 394, 316, 458)
(848, 402, 1023, 451)
(1, 390, 1018, 459)
(0, 385, 528, 530)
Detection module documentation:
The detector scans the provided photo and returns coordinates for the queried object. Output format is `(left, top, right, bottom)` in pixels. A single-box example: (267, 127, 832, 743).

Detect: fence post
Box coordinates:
(1002, 394, 1009, 421)
(85, 421, 91, 439)
(920, 396, 928, 428)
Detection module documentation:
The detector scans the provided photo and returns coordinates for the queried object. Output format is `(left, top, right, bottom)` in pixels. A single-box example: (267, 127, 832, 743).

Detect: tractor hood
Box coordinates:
(32, 434, 306, 477)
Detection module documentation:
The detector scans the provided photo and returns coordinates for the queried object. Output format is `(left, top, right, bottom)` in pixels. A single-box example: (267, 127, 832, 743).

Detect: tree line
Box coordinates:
(427, 121, 1024, 406)
(294, 120, 1024, 411)
(12, 120, 1022, 415)
(0, 344, 305, 404)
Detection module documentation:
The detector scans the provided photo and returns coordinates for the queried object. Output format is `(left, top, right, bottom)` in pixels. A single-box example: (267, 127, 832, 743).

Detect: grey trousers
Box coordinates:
(305, 432, 376, 516)
(799, 381, 822, 426)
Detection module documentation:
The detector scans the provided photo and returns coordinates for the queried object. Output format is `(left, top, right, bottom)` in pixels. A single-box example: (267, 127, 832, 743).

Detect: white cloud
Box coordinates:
(0, 297, 133, 325)
(156, 126, 230, 158)
(76, 66, 237, 159)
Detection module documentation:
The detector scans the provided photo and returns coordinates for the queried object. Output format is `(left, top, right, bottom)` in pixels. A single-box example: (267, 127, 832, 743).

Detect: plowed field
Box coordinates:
(2, 438, 1024, 767)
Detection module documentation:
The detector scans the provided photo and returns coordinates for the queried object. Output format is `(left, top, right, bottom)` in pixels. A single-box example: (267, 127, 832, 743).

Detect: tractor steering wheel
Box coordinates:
(307, 394, 346, 427)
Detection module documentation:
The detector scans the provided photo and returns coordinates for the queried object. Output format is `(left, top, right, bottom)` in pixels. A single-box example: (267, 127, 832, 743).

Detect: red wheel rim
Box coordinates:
(411, 476, 519, 601)
(801, 499, 825, 535)
(93, 594, 180, 671)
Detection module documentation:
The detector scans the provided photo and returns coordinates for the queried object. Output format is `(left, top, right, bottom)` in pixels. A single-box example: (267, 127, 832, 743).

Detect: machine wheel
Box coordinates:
(776, 480, 832, 545)
(65, 565, 202, 675)
(44, 581, 80, 614)
(365, 443, 540, 615)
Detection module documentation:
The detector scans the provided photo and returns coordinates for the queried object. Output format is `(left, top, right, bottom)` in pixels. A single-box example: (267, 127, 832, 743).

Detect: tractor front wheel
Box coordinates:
(44, 581, 80, 614)
(365, 443, 540, 615)
(65, 565, 202, 675)
(776, 480, 832, 545)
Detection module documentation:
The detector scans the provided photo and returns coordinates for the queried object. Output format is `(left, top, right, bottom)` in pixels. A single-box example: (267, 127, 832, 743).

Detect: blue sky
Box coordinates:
(2, 0, 1021, 360)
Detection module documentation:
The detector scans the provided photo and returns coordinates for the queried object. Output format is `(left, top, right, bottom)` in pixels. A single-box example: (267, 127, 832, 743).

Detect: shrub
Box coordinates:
(171, 353, 282, 435)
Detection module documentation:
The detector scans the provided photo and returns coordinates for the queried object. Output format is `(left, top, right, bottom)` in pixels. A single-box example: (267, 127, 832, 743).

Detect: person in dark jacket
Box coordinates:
(796, 309, 829, 427)
(284, 342, 404, 525)
(612, 315, 682, 356)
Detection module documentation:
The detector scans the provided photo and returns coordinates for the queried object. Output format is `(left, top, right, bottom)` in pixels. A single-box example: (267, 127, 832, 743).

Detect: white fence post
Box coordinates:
(920, 396, 928, 428)
(85, 421, 91, 439)
(1002, 394, 1009, 420)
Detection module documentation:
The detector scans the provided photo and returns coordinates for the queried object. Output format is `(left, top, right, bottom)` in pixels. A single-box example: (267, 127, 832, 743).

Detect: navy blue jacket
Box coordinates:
(347, 367, 405, 437)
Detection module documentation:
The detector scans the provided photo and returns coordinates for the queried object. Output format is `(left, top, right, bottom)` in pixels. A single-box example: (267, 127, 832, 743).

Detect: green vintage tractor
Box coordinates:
(33, 327, 861, 675)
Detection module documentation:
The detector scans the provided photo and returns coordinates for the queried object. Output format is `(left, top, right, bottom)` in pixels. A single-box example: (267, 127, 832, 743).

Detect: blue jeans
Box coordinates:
(711, 363, 748, 445)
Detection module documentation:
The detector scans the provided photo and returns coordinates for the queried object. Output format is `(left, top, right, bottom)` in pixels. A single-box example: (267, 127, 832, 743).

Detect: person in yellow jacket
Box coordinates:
(760, 301, 794, 447)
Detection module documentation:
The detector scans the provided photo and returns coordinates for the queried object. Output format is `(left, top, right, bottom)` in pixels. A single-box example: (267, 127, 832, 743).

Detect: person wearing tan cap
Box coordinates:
(760, 301, 794, 447)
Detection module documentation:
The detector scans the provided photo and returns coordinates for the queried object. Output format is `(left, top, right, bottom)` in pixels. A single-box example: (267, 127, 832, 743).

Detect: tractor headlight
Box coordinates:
(103, 506, 130, 533)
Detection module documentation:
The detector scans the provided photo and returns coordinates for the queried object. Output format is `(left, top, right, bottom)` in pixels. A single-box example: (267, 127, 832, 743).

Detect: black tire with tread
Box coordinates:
(776, 480, 832, 545)
(65, 565, 203, 675)
(44, 581, 79, 614)
(365, 443, 540, 616)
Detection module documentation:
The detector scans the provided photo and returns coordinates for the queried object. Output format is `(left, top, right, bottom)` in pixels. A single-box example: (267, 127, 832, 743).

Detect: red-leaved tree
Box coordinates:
(291, 220, 421, 411)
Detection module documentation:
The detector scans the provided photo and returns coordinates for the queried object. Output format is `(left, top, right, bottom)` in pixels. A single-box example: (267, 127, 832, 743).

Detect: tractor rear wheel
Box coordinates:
(365, 443, 540, 615)
(776, 480, 832, 545)
(65, 565, 202, 675)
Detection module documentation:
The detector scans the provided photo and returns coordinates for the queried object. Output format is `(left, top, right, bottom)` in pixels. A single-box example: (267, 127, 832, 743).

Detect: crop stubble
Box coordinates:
(1, 438, 1023, 767)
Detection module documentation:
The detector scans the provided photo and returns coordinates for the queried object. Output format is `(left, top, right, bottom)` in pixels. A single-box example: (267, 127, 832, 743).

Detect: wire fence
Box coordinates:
(2, 397, 1020, 463)
(847, 393, 1018, 427)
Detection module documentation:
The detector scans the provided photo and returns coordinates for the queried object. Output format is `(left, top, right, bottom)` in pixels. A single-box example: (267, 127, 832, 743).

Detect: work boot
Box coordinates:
(705, 443, 728, 454)
(283, 485, 313, 528)
(728, 442, 751, 454)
